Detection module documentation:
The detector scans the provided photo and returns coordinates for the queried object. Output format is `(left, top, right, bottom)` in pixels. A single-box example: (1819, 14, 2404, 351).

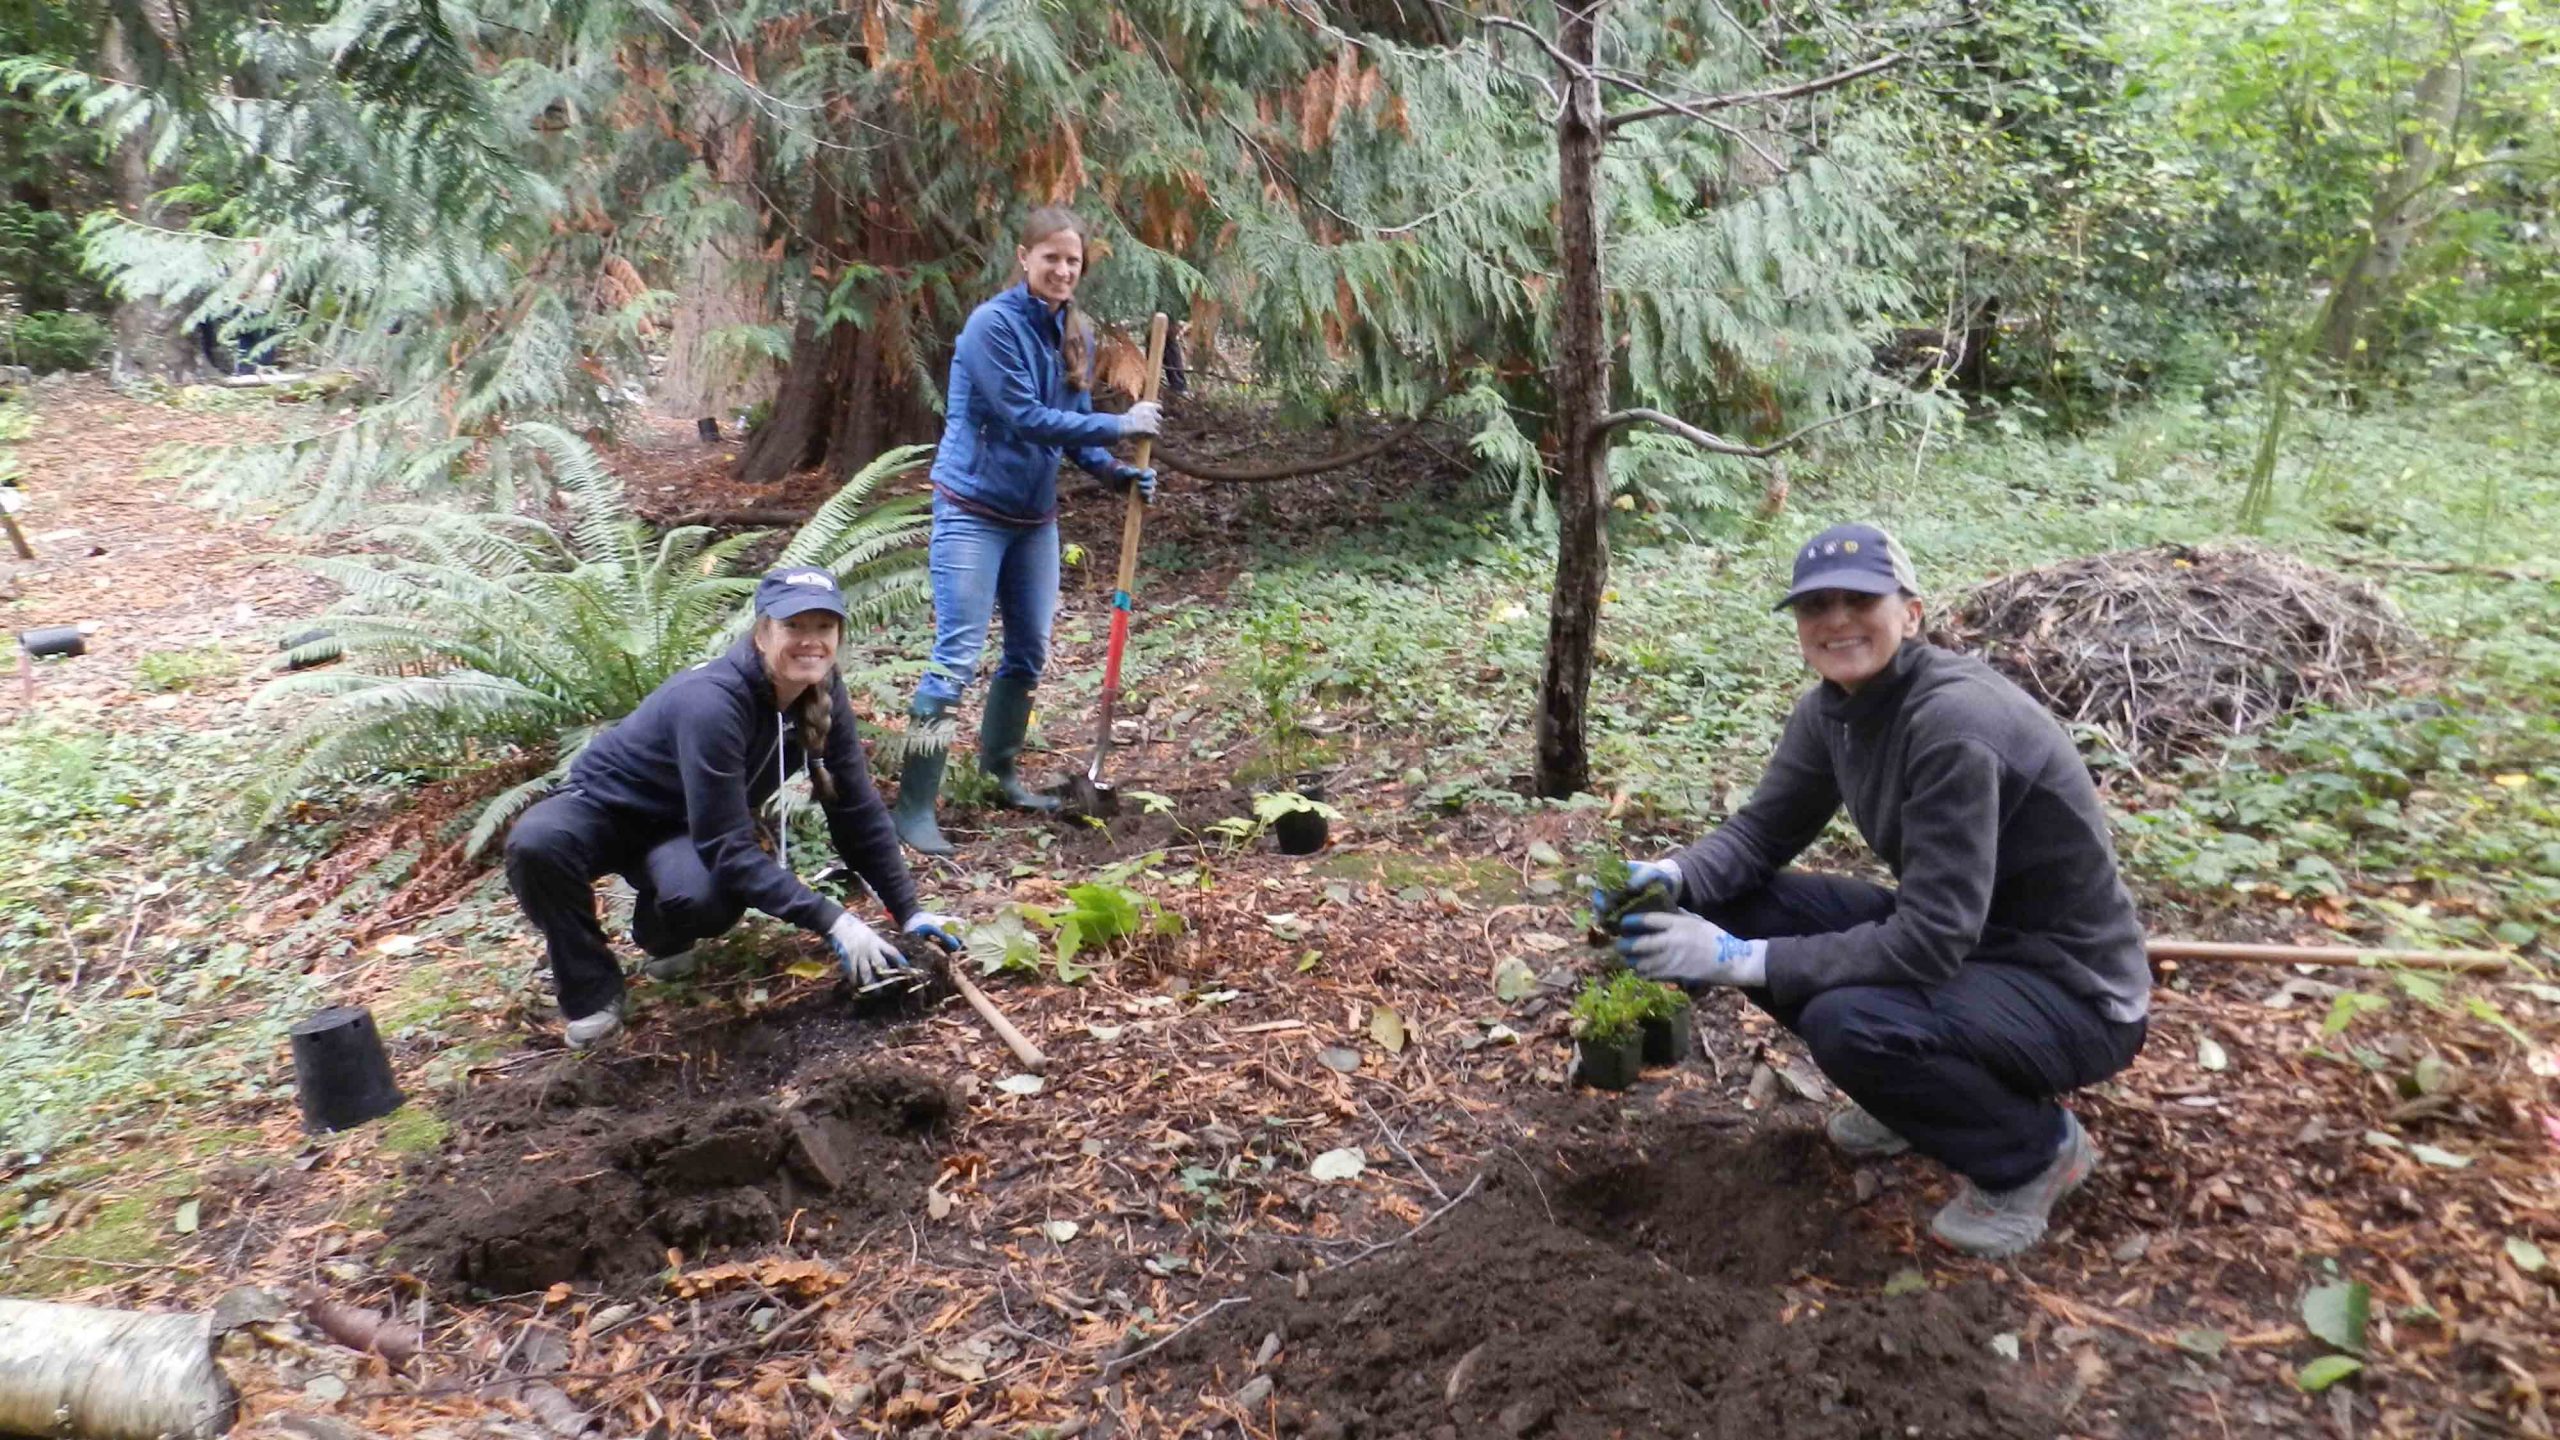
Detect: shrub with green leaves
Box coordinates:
(0, 309, 108, 373)
(970, 865, 1186, 984)
(252, 433, 929, 853)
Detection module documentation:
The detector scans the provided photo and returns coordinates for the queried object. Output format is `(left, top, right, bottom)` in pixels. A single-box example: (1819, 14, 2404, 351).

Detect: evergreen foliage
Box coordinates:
(251, 437, 929, 851)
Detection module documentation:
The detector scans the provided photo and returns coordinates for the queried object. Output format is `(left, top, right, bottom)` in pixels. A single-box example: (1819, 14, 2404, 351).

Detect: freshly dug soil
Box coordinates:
(388, 998, 953, 1294)
(1147, 1123, 2057, 1439)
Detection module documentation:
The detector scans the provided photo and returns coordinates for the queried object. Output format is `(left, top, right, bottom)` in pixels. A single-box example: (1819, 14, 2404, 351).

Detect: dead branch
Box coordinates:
(2328, 554, 2557, 584)
(1596, 399, 1889, 457)
(1099, 1296, 1250, 1378)
(1157, 407, 1442, 484)
(2147, 939, 2510, 974)
(1603, 51, 1912, 130)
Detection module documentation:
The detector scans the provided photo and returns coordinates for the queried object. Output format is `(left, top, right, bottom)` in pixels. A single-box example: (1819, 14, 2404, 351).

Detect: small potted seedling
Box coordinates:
(1568, 972, 1650, 1091)
(1585, 852, 1676, 948)
(1633, 980, 1692, 1067)
(1257, 789, 1340, 855)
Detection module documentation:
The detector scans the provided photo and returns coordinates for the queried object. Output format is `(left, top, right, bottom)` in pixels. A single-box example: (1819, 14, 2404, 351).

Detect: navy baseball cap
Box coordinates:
(754, 566, 849, 622)
(1775, 522, 1922, 611)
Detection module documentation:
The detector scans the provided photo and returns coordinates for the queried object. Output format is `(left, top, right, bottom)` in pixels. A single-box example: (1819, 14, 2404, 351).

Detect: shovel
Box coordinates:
(1054, 310, 1170, 820)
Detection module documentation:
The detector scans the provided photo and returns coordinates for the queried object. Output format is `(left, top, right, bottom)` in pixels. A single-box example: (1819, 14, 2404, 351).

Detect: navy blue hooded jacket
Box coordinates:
(564, 635, 916, 934)
(930, 283, 1136, 523)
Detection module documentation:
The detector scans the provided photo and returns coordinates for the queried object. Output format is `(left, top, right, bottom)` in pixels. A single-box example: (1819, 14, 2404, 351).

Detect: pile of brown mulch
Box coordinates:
(1941, 543, 2414, 765)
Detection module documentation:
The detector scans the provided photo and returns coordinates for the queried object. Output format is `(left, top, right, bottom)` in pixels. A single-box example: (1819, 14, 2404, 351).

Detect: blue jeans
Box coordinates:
(916, 493, 1059, 707)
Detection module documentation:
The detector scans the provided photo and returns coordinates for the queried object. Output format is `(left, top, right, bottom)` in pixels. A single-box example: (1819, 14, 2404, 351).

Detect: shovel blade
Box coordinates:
(1050, 772, 1118, 820)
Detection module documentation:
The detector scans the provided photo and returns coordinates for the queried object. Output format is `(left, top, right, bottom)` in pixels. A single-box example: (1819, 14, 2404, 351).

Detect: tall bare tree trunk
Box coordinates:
(98, 5, 196, 385)
(736, 190, 940, 485)
(660, 81, 776, 426)
(2320, 52, 2468, 370)
(1532, 3, 1610, 799)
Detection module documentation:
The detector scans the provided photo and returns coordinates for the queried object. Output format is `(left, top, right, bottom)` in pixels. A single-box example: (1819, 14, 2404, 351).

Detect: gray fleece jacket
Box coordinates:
(1670, 640, 2150, 1022)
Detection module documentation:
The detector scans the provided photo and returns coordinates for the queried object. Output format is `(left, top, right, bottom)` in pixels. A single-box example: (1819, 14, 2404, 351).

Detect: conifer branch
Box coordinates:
(1596, 399, 1889, 457)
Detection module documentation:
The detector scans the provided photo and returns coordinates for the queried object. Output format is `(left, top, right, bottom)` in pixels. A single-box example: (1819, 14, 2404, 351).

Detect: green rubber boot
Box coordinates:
(893, 697, 956, 857)
(979, 675, 1061, 814)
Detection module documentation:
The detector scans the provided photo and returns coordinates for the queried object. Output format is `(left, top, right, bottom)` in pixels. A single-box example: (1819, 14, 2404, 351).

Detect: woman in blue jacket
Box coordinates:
(893, 206, 1161, 856)
(505, 567, 961, 1050)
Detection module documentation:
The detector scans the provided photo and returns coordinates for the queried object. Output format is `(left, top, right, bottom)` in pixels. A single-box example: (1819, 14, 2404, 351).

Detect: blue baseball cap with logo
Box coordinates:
(754, 566, 849, 622)
(1775, 522, 1923, 611)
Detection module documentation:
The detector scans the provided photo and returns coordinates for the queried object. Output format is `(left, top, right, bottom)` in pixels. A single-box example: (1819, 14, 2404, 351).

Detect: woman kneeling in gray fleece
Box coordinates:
(1596, 522, 2149, 1258)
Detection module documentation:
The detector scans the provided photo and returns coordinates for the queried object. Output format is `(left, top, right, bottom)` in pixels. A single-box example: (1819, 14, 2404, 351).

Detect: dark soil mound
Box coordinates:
(388, 998, 953, 1294)
(1146, 1124, 2057, 1439)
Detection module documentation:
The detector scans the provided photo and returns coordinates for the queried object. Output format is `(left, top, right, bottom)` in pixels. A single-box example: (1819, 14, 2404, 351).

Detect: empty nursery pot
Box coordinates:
(1271, 808, 1330, 856)
(1574, 1031, 1644, 1091)
(289, 1006, 407, 1132)
(19, 626, 84, 659)
(278, 628, 342, 671)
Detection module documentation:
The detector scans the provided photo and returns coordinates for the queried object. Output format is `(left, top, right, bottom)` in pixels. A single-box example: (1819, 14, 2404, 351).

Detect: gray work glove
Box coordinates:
(1120, 400, 1163, 438)
(827, 912, 909, 988)
(1617, 911, 1769, 990)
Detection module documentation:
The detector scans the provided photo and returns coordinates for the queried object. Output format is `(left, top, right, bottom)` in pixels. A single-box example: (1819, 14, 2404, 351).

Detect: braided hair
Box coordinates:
(789, 681, 841, 805)
(1015, 205, 1093, 393)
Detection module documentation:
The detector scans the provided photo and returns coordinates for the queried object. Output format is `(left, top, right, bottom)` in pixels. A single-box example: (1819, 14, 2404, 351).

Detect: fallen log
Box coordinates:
(2148, 938, 2510, 974)
(0, 1297, 236, 1440)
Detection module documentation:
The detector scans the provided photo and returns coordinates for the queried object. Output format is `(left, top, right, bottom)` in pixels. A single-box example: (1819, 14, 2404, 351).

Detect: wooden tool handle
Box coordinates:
(1112, 312, 1171, 594)
(949, 968, 1049, 1073)
(2146, 938, 2509, 974)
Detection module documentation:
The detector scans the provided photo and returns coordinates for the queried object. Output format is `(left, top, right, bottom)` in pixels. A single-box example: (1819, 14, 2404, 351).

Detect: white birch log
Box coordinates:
(0, 1298, 236, 1440)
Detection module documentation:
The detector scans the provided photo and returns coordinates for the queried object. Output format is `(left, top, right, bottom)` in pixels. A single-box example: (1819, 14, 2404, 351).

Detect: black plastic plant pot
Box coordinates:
(279, 628, 342, 671)
(1641, 1003, 1693, 1067)
(1575, 1031, 1644, 1091)
(19, 626, 84, 659)
(1272, 807, 1330, 856)
(289, 1006, 407, 1133)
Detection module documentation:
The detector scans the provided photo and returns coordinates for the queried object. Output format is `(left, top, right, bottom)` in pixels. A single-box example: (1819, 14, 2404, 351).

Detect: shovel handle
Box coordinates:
(950, 967, 1049, 1073)
(1091, 313, 1170, 777)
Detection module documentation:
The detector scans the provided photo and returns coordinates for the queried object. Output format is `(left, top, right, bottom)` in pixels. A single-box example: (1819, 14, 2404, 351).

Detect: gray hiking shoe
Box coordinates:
(640, 948, 700, 982)
(1929, 1110, 2097, 1259)
(564, 1003, 627, 1052)
(1825, 1103, 1911, 1158)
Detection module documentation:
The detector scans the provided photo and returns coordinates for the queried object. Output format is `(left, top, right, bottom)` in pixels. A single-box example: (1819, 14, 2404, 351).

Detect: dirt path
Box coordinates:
(2, 384, 2550, 1440)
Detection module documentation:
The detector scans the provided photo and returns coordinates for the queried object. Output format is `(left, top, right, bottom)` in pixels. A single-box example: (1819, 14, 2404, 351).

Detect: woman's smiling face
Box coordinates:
(1791, 588, 1922, 692)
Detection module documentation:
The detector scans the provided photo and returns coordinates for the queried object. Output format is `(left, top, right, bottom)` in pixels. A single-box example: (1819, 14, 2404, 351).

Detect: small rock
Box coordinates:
(211, 1285, 292, 1335)
(1254, 1330, 1285, 1369)
(784, 1110, 850, 1193)
(302, 1375, 349, 1404)
(1499, 1396, 1554, 1436)
(1852, 1170, 1881, 1205)
(1233, 1374, 1275, 1409)
(2112, 1232, 2151, 1263)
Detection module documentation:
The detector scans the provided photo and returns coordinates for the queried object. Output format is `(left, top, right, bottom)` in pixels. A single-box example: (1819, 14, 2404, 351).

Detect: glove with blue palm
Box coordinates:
(1112, 466, 1158, 504)
(1617, 910, 1769, 990)
(903, 910, 964, 954)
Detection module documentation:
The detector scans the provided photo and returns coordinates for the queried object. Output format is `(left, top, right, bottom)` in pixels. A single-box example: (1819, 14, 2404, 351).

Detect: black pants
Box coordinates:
(504, 789, 745, 1020)
(1698, 872, 2147, 1192)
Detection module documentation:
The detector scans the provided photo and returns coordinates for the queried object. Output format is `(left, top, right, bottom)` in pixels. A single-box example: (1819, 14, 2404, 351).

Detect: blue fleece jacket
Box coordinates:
(563, 636, 916, 934)
(930, 283, 1135, 522)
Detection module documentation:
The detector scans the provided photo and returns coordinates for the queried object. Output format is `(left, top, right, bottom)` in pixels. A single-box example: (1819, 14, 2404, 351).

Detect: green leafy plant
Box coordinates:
(973, 862, 1185, 984)
(1569, 970, 1659, 1045)
(1251, 791, 1339, 826)
(0, 310, 108, 373)
(251, 435, 927, 853)
(134, 647, 232, 694)
(1239, 602, 1319, 780)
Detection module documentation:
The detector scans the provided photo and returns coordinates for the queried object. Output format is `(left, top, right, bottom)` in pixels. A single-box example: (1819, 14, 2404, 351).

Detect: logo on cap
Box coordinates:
(783, 570, 832, 587)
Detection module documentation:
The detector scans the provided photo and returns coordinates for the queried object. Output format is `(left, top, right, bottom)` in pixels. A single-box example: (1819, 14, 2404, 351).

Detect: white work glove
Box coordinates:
(827, 912, 909, 989)
(902, 910, 964, 954)
(1617, 911, 1769, 990)
(1120, 400, 1163, 438)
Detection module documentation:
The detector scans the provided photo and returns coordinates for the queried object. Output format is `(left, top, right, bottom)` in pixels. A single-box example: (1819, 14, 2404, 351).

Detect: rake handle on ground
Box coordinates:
(1087, 311, 1171, 782)
(949, 967, 1048, 1073)
(2147, 938, 2510, 974)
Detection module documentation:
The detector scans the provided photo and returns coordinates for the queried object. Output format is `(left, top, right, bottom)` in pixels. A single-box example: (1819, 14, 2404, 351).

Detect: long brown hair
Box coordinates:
(789, 684, 840, 805)
(1014, 205, 1092, 394)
